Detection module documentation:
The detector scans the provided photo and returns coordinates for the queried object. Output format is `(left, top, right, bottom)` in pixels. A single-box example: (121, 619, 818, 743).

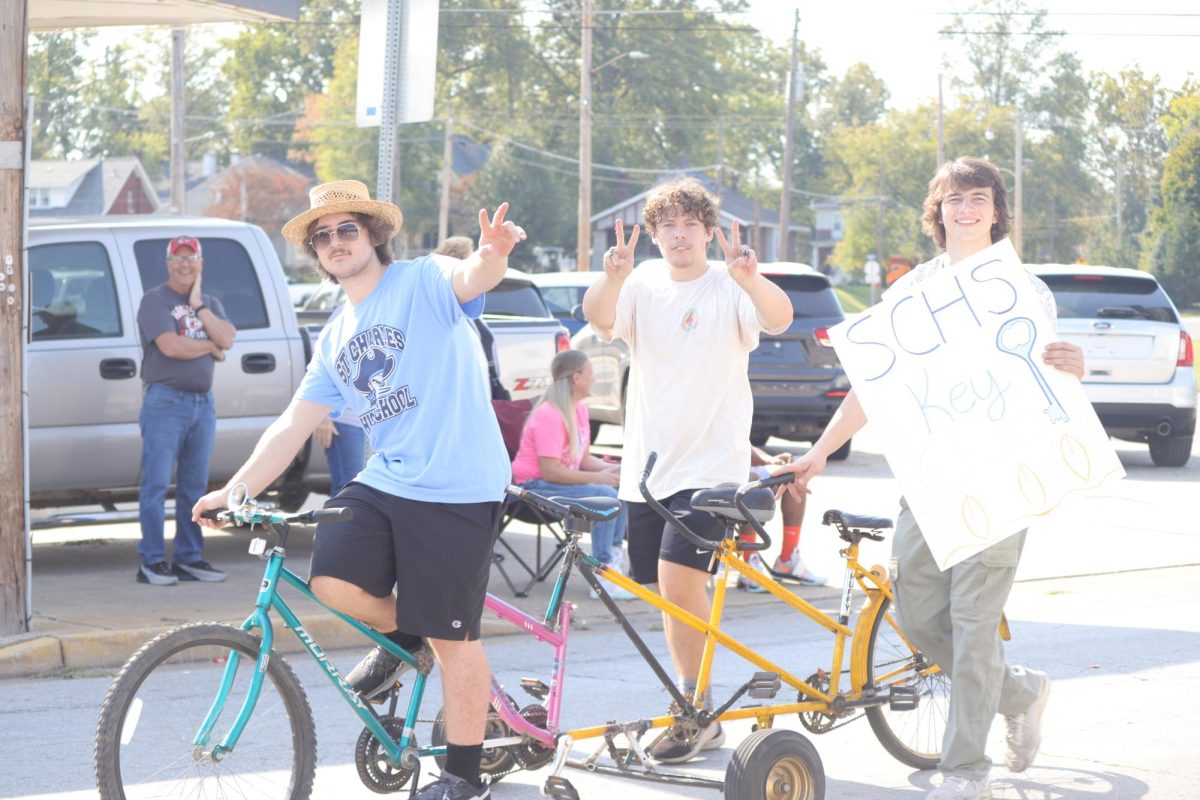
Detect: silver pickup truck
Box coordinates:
(27, 215, 329, 522)
(296, 267, 569, 401)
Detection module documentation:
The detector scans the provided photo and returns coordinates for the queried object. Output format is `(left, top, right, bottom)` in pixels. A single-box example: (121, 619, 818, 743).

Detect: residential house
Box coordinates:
(28, 158, 160, 217)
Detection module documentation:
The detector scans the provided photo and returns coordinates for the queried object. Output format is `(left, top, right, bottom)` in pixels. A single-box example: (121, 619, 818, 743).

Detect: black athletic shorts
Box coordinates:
(626, 489, 728, 584)
(309, 482, 502, 641)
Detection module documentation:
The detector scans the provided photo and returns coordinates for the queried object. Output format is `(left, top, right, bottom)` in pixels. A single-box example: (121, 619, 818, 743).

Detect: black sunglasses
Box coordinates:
(309, 221, 364, 252)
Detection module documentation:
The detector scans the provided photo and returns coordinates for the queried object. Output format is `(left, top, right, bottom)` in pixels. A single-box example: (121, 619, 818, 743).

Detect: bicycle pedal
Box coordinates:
(521, 677, 550, 700)
(888, 685, 918, 711)
(748, 671, 782, 699)
(543, 775, 580, 800)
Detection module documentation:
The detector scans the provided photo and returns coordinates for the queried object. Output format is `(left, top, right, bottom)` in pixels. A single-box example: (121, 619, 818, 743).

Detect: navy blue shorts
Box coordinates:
(310, 482, 501, 640)
(626, 489, 728, 584)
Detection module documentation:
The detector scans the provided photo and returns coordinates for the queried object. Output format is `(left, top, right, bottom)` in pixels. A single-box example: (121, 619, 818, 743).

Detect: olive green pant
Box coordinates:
(892, 498, 1042, 780)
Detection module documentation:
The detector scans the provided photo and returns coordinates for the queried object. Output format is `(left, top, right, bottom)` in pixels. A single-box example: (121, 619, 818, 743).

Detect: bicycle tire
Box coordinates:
(861, 597, 950, 770)
(94, 622, 316, 800)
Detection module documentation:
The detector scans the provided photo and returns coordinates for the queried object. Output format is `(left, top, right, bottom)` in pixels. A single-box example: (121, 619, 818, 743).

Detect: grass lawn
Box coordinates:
(834, 284, 873, 313)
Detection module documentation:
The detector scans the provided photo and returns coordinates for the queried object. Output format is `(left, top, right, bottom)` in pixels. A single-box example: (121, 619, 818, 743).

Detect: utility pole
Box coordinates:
(937, 73, 945, 167)
(876, 156, 885, 266)
(170, 29, 187, 214)
(715, 117, 725, 196)
(438, 115, 453, 243)
(1115, 149, 1123, 253)
(753, 173, 762, 255)
(1013, 101, 1023, 259)
(577, 0, 594, 271)
(377, 0, 405, 255)
(1, 0, 30, 635)
(778, 10, 800, 262)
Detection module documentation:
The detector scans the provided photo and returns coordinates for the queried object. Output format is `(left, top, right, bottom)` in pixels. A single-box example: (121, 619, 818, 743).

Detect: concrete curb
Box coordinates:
(0, 610, 531, 680)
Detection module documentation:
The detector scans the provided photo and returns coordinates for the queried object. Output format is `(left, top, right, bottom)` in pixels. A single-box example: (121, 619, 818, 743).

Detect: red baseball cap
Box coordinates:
(167, 236, 202, 257)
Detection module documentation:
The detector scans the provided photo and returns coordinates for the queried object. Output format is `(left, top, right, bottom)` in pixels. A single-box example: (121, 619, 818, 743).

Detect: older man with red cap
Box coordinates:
(136, 235, 237, 586)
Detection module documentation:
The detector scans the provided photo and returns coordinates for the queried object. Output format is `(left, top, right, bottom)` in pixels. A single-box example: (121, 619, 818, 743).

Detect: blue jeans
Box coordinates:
(326, 421, 366, 496)
(138, 384, 216, 565)
(520, 479, 626, 565)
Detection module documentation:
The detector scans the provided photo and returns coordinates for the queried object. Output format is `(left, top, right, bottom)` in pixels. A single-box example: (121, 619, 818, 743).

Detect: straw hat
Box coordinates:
(282, 180, 403, 248)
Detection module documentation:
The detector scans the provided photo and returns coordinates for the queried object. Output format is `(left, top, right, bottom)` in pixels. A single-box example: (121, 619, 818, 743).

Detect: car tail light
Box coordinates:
(556, 331, 570, 352)
(814, 327, 833, 347)
(824, 389, 849, 398)
(1180, 330, 1194, 368)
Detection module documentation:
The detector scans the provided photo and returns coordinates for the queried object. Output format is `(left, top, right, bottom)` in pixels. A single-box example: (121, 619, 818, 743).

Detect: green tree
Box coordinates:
(1142, 92, 1200, 307)
(222, 0, 354, 160)
(939, 0, 1063, 108)
(28, 32, 92, 158)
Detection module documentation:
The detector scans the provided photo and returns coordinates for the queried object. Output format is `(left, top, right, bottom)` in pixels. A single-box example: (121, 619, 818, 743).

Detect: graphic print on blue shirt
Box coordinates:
(333, 325, 415, 430)
(296, 255, 511, 503)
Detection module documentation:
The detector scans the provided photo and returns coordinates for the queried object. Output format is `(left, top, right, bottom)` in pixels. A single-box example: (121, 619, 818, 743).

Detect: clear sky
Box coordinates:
(738, 0, 1199, 109)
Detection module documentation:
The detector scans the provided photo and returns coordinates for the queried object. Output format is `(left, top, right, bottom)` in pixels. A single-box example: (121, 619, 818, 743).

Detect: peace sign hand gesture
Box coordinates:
(715, 220, 758, 287)
(477, 203, 527, 263)
(603, 220, 640, 280)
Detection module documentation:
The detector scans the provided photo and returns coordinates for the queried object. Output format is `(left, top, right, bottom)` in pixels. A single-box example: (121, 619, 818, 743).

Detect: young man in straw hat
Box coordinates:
(194, 180, 525, 800)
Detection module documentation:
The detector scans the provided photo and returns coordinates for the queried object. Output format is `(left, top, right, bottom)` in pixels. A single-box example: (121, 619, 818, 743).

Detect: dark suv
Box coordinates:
(1032, 265, 1195, 467)
(573, 260, 852, 457)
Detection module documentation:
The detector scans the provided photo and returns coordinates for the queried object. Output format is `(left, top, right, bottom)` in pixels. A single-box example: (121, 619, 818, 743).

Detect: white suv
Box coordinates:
(1033, 265, 1196, 467)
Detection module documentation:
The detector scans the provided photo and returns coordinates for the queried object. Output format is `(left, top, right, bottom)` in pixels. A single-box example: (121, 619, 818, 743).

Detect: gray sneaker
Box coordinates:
(347, 641, 434, 702)
(1005, 671, 1050, 772)
(412, 771, 489, 800)
(171, 560, 226, 582)
(136, 562, 178, 586)
(646, 719, 725, 764)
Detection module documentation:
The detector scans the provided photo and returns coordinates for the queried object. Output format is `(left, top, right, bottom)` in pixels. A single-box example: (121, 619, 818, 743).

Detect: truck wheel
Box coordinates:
(1149, 434, 1192, 467)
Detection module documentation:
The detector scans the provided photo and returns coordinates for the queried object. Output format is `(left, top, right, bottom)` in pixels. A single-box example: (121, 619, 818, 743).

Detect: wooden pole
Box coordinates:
(778, 10, 799, 261)
(170, 29, 186, 213)
(576, 0, 593, 271)
(0, 0, 30, 635)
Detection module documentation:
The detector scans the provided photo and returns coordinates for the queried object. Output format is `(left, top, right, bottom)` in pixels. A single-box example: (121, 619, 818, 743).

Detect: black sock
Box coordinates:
(383, 629, 423, 651)
(445, 742, 483, 787)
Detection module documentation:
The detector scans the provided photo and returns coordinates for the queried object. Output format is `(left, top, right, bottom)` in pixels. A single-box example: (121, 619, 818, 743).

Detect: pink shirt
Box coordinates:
(511, 401, 591, 484)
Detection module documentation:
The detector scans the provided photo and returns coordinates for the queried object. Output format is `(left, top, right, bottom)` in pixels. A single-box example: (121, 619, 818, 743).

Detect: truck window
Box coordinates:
(133, 238, 270, 330)
(28, 242, 122, 341)
(485, 280, 552, 318)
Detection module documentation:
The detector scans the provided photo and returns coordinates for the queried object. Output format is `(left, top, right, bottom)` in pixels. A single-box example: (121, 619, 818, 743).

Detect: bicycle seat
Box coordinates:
(690, 483, 776, 524)
(822, 509, 893, 530)
(548, 496, 622, 522)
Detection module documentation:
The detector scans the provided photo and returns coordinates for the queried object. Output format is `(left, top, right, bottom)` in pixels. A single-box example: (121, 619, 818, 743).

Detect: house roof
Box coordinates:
(185, 154, 313, 215)
(29, 159, 98, 189)
(29, 158, 160, 216)
(590, 175, 801, 231)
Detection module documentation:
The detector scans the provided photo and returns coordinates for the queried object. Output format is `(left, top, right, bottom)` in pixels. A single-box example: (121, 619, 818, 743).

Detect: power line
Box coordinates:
(940, 29, 1200, 38)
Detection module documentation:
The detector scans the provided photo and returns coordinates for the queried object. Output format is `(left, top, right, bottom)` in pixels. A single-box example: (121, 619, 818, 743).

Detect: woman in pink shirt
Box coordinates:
(511, 350, 631, 598)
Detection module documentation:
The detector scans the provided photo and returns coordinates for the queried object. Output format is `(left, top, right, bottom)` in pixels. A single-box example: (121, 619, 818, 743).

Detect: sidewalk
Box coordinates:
(0, 513, 837, 679)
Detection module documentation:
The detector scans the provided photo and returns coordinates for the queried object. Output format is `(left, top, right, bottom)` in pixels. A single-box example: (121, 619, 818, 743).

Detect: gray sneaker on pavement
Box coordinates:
(646, 719, 725, 764)
(136, 562, 178, 586)
(412, 772, 489, 800)
(927, 774, 991, 800)
(171, 560, 226, 582)
(1005, 671, 1050, 772)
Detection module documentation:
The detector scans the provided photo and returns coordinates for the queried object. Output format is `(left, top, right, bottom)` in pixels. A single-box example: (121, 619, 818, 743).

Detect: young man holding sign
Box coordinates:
(778, 158, 1084, 800)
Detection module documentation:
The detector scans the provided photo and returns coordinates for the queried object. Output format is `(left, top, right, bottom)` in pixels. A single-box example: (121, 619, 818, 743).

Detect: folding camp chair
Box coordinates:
(490, 399, 571, 598)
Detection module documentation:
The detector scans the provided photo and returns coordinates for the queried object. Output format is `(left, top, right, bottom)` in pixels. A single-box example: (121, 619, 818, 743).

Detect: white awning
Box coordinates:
(29, 0, 299, 31)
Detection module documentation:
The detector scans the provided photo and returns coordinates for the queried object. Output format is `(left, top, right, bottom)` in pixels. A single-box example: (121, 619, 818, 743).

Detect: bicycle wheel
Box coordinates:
(862, 597, 950, 769)
(95, 622, 316, 800)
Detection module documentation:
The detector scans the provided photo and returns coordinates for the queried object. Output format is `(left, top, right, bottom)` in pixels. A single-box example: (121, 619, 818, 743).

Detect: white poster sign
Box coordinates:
(830, 239, 1125, 569)
(356, 0, 440, 127)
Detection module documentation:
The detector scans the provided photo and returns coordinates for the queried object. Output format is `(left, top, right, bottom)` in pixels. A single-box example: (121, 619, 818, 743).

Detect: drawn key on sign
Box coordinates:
(996, 316, 1070, 424)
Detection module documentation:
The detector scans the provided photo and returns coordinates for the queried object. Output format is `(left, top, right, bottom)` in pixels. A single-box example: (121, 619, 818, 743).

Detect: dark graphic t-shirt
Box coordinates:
(137, 284, 227, 393)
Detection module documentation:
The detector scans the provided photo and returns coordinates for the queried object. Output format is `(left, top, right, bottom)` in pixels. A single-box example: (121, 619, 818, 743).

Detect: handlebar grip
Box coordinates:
(642, 451, 658, 479)
(200, 509, 227, 521)
(297, 506, 353, 524)
(751, 472, 796, 492)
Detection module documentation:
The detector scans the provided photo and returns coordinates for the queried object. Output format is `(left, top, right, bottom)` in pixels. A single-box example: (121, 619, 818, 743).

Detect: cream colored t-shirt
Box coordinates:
(608, 261, 775, 502)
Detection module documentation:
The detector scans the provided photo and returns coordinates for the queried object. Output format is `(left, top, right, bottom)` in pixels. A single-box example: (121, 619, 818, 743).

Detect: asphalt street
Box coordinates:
(2, 428, 1198, 799)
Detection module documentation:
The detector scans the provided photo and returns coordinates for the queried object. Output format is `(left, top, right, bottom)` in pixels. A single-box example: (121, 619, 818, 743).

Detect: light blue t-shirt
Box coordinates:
(297, 256, 510, 503)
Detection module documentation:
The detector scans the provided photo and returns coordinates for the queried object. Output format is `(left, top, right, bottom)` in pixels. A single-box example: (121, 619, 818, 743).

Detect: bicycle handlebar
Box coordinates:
(200, 505, 353, 526)
(638, 451, 723, 552)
